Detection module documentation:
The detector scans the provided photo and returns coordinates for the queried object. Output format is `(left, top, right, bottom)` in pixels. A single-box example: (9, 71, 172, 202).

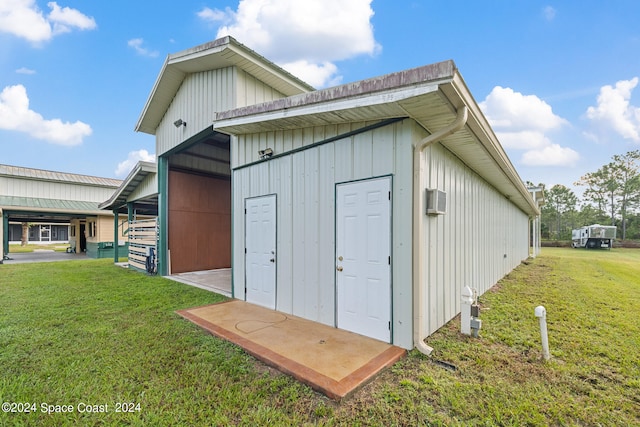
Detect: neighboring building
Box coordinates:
(99, 161, 158, 270)
(0, 164, 124, 260)
(126, 36, 540, 350)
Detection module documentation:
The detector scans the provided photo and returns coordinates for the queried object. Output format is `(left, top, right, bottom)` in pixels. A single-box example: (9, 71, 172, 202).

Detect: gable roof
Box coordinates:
(135, 36, 315, 135)
(0, 164, 122, 188)
(98, 161, 157, 213)
(213, 60, 539, 216)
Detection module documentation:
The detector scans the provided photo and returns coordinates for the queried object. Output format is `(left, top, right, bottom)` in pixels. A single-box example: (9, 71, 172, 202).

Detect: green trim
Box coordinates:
(230, 173, 235, 298)
(159, 126, 216, 158)
(232, 117, 406, 172)
(2, 212, 8, 257)
(113, 210, 119, 263)
(1, 209, 102, 219)
(157, 156, 169, 276)
(86, 241, 128, 259)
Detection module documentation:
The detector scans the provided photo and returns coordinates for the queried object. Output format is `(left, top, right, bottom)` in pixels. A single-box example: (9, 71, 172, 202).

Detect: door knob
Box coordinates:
(270, 258, 275, 263)
(336, 266, 343, 271)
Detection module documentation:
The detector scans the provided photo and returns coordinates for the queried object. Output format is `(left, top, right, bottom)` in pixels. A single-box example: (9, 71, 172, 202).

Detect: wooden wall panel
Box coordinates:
(168, 170, 231, 273)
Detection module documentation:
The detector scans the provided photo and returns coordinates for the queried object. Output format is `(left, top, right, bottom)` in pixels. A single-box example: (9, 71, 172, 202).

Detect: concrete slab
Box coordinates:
(169, 268, 232, 297)
(2, 251, 87, 264)
(177, 300, 406, 400)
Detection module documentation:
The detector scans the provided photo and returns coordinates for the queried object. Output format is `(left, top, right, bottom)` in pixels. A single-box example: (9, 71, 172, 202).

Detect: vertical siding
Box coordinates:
(232, 119, 529, 349)
(420, 124, 530, 336)
(0, 176, 116, 203)
(157, 67, 288, 157)
(128, 173, 157, 202)
(232, 120, 415, 349)
(232, 121, 385, 169)
(157, 67, 236, 156)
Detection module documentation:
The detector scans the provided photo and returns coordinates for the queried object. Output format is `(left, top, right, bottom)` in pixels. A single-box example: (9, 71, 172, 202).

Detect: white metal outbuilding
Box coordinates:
(131, 36, 540, 351)
(214, 60, 539, 350)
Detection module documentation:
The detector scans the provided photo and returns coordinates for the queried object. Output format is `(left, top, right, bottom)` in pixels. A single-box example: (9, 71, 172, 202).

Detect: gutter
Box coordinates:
(413, 105, 468, 356)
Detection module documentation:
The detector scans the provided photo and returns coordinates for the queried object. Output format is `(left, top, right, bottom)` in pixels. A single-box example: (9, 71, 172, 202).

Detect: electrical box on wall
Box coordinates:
(426, 189, 447, 215)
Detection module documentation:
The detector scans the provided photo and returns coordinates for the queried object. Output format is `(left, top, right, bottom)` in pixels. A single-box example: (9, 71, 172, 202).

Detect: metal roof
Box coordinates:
(213, 60, 539, 216)
(0, 164, 122, 188)
(0, 195, 107, 217)
(99, 161, 157, 213)
(135, 36, 315, 135)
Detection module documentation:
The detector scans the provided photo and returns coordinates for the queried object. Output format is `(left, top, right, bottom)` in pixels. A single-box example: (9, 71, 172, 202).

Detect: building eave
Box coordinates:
(99, 161, 157, 212)
(135, 36, 315, 135)
(213, 60, 539, 216)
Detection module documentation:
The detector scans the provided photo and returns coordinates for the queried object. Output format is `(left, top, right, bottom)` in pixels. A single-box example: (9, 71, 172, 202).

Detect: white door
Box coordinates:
(245, 195, 277, 309)
(336, 177, 391, 342)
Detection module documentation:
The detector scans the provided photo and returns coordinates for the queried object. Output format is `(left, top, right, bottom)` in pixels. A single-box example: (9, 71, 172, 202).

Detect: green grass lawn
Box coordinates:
(1, 249, 639, 426)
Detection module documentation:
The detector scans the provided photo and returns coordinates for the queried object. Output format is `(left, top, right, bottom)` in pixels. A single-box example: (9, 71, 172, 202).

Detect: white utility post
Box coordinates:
(461, 286, 473, 335)
(534, 305, 550, 360)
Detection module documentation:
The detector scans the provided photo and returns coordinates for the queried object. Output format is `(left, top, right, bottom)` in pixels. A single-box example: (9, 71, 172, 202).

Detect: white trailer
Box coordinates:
(571, 224, 616, 249)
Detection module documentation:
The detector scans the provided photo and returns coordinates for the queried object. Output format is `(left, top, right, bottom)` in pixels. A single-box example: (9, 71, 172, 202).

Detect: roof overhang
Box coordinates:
(1, 196, 110, 222)
(213, 60, 539, 216)
(99, 161, 157, 213)
(135, 36, 315, 135)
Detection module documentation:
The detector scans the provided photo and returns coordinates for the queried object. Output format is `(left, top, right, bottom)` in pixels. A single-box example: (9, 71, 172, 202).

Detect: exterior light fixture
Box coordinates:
(173, 119, 186, 128)
(259, 148, 273, 159)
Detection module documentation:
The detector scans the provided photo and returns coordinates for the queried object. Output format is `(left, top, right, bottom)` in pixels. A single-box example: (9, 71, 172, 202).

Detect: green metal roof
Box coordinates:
(0, 195, 105, 214)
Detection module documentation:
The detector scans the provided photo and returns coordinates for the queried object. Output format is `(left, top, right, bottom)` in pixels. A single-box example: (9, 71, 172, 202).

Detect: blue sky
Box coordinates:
(1, 1, 639, 195)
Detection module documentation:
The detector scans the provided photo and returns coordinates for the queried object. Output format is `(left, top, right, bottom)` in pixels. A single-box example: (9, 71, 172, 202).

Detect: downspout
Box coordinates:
(413, 105, 468, 356)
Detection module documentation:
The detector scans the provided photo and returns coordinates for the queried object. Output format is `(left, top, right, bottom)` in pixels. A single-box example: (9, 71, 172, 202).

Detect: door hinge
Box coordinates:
(244, 248, 247, 254)
(388, 256, 391, 265)
(388, 321, 391, 330)
(388, 191, 391, 200)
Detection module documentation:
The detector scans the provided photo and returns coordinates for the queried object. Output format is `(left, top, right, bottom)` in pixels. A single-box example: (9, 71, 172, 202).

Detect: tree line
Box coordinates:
(532, 150, 640, 241)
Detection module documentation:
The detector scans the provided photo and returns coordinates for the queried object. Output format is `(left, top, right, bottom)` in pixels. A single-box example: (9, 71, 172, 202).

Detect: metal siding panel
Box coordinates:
(292, 128, 304, 151)
(371, 126, 394, 176)
(158, 67, 235, 156)
(282, 129, 294, 154)
(334, 135, 353, 183)
(318, 143, 335, 325)
(272, 157, 293, 313)
(303, 149, 320, 320)
(391, 120, 414, 349)
(128, 174, 157, 201)
(273, 130, 284, 157)
(232, 169, 249, 298)
(291, 151, 306, 318)
(421, 141, 531, 336)
(353, 130, 372, 180)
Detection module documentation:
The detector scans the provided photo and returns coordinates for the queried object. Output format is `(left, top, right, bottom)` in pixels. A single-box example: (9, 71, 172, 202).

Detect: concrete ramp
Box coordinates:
(177, 300, 405, 400)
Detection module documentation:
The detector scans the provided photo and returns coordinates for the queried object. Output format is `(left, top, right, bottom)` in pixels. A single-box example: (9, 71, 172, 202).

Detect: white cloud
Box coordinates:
(480, 86, 567, 131)
(197, 7, 230, 23)
(115, 149, 155, 177)
(0, 0, 95, 44)
(16, 67, 36, 75)
(585, 77, 640, 143)
(47, 1, 96, 35)
(521, 144, 580, 166)
(497, 130, 552, 150)
(127, 38, 159, 58)
(198, 0, 380, 87)
(0, 84, 92, 146)
(480, 86, 578, 167)
(279, 60, 340, 89)
(543, 6, 556, 21)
